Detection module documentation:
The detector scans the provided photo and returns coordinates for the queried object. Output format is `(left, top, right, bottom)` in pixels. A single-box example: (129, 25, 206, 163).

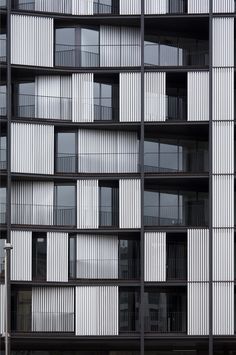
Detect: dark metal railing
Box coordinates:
(0, 92, 7, 116)
(0, 148, 6, 170)
(99, 209, 119, 227)
(0, 203, 6, 224)
(119, 310, 140, 332)
(167, 257, 187, 280)
(168, 0, 187, 13)
(94, 103, 119, 121)
(144, 311, 186, 333)
(166, 95, 187, 120)
(14, 1, 35, 10)
(55, 154, 77, 173)
(0, 38, 6, 62)
(93, 1, 119, 14)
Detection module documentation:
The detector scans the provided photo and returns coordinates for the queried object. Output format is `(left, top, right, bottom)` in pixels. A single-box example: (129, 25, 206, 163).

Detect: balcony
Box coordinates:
(168, 0, 187, 13)
(0, 256, 4, 281)
(0, 148, 6, 170)
(0, 38, 6, 62)
(166, 95, 187, 121)
(0, 91, 6, 117)
(94, 102, 119, 122)
(99, 208, 119, 227)
(144, 311, 186, 333)
(166, 257, 187, 280)
(0, 203, 6, 224)
(93, 1, 119, 14)
(119, 310, 140, 333)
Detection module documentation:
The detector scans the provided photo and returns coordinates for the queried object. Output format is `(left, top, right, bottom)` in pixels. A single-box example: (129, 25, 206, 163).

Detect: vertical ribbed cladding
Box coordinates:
(188, 229, 209, 282)
(188, 283, 209, 335)
(76, 234, 118, 279)
(72, 73, 94, 122)
(75, 286, 118, 335)
(120, 73, 141, 122)
(213, 282, 234, 335)
(11, 181, 33, 225)
(120, 0, 141, 14)
(11, 123, 54, 175)
(47, 233, 68, 282)
(212, 229, 234, 281)
(72, 0, 93, 15)
(212, 122, 234, 174)
(77, 180, 99, 229)
(144, 72, 166, 122)
(187, 72, 209, 121)
(32, 182, 54, 225)
(11, 15, 53, 67)
(213, 18, 234, 67)
(10, 231, 32, 281)
(119, 179, 141, 229)
(0, 285, 5, 334)
(213, 69, 234, 121)
(35, 0, 72, 13)
(188, 0, 209, 13)
(77, 129, 139, 173)
(32, 287, 74, 332)
(144, 232, 166, 282)
(145, 0, 167, 14)
(121, 27, 141, 67)
(213, 0, 234, 13)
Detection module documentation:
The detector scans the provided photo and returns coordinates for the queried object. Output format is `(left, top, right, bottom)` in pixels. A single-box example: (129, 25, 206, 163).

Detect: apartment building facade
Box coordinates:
(0, 0, 235, 354)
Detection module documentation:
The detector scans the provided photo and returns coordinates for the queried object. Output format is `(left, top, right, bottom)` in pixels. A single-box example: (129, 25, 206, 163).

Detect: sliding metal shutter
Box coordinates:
(144, 232, 166, 282)
(188, 283, 209, 335)
(119, 0, 141, 14)
(100, 26, 121, 67)
(212, 69, 234, 121)
(121, 27, 141, 67)
(77, 180, 99, 229)
(188, 0, 209, 13)
(213, 283, 234, 335)
(145, 0, 167, 14)
(187, 72, 209, 121)
(47, 233, 68, 282)
(213, 18, 234, 67)
(212, 122, 234, 174)
(120, 73, 141, 122)
(32, 182, 54, 225)
(188, 229, 209, 282)
(145, 72, 166, 122)
(11, 181, 33, 225)
(119, 179, 141, 229)
(11, 15, 53, 67)
(213, 229, 234, 282)
(76, 234, 118, 279)
(75, 286, 118, 335)
(72, 0, 93, 15)
(11, 231, 32, 281)
(213, 0, 234, 12)
(35, 0, 71, 13)
(0, 285, 5, 335)
(72, 73, 94, 122)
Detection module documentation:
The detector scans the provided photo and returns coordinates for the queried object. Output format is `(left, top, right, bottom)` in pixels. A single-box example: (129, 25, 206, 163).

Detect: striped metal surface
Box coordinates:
(11, 231, 32, 281)
(188, 0, 209, 13)
(72, 0, 93, 15)
(47, 233, 68, 282)
(119, 179, 141, 229)
(11, 123, 54, 175)
(120, 73, 141, 122)
(213, 18, 234, 67)
(144, 232, 166, 282)
(121, 27, 141, 67)
(120, 0, 141, 14)
(213, 0, 234, 13)
(75, 286, 118, 335)
(77, 180, 99, 229)
(11, 14, 53, 67)
(213, 282, 234, 335)
(35, 0, 71, 13)
(187, 72, 209, 121)
(145, 72, 166, 122)
(72, 73, 94, 122)
(0, 285, 5, 335)
(188, 229, 209, 282)
(145, 0, 167, 14)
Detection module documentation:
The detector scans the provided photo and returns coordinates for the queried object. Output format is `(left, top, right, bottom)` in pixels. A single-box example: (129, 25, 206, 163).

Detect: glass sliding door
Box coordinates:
(54, 184, 76, 226)
(55, 132, 77, 173)
(81, 28, 99, 67)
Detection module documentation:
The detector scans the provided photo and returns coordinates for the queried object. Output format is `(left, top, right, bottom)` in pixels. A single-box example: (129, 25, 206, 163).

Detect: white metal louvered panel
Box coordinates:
(119, 179, 141, 229)
(212, 68, 234, 121)
(212, 175, 234, 228)
(187, 283, 209, 335)
(144, 232, 166, 282)
(188, 0, 209, 13)
(11, 123, 54, 174)
(187, 72, 209, 121)
(119, 0, 141, 14)
(145, 72, 166, 122)
(187, 229, 209, 282)
(212, 121, 234, 174)
(72, 0, 93, 14)
(11, 181, 33, 224)
(100, 26, 121, 67)
(11, 231, 32, 281)
(213, 229, 234, 281)
(121, 27, 141, 67)
(32, 287, 74, 332)
(120, 73, 141, 122)
(117, 131, 139, 173)
(47, 233, 68, 282)
(213, 282, 234, 335)
(213, 18, 234, 67)
(213, 0, 234, 12)
(35, 0, 72, 13)
(76, 235, 118, 279)
(72, 73, 94, 122)
(11, 15, 53, 67)
(32, 182, 54, 225)
(145, 0, 168, 14)
(0, 285, 5, 335)
(76, 286, 118, 335)
(77, 180, 99, 229)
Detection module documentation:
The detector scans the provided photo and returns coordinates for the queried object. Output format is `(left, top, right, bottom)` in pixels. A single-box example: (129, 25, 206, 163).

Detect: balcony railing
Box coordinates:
(0, 38, 6, 62)
(99, 209, 119, 227)
(94, 103, 119, 121)
(119, 310, 140, 332)
(166, 95, 187, 120)
(93, 1, 119, 14)
(0, 92, 7, 116)
(166, 257, 187, 280)
(15, 1, 35, 10)
(0, 257, 5, 281)
(144, 203, 208, 227)
(168, 0, 187, 13)
(0, 203, 6, 224)
(0, 148, 6, 170)
(144, 311, 186, 333)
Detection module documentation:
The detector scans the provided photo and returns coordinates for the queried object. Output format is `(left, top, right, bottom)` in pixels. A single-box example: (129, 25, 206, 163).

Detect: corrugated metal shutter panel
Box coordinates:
(35, 0, 72, 13)
(32, 182, 54, 225)
(187, 283, 209, 335)
(75, 286, 118, 335)
(77, 180, 99, 229)
(121, 27, 141, 67)
(11, 123, 54, 175)
(213, 229, 234, 281)
(72, 0, 93, 14)
(145, 0, 168, 14)
(100, 26, 121, 67)
(187, 72, 209, 121)
(120, 73, 141, 122)
(11, 14, 53, 67)
(76, 234, 118, 279)
(145, 72, 166, 122)
(0, 285, 5, 335)
(213, 0, 234, 12)
(120, 0, 141, 14)
(144, 232, 166, 282)
(213, 282, 234, 335)
(32, 287, 74, 332)
(213, 18, 234, 67)
(72, 73, 94, 122)
(11, 181, 33, 225)
(188, 0, 209, 13)
(187, 229, 209, 282)
(119, 179, 141, 228)
(47, 233, 68, 282)
(11, 231, 32, 281)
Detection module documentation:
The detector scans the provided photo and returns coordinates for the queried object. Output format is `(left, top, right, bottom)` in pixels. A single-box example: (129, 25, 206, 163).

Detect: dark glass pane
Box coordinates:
(119, 290, 140, 332)
(0, 187, 6, 223)
(160, 192, 179, 225)
(69, 236, 76, 279)
(15, 290, 32, 332)
(56, 28, 75, 46)
(18, 82, 35, 118)
(0, 85, 6, 116)
(159, 143, 178, 172)
(56, 132, 76, 173)
(81, 28, 99, 67)
(99, 186, 118, 227)
(144, 40, 159, 66)
(144, 190, 159, 225)
(55, 28, 76, 67)
(54, 185, 76, 225)
(119, 240, 140, 279)
(160, 37, 178, 66)
(32, 235, 47, 280)
(0, 238, 5, 280)
(144, 141, 159, 172)
(167, 242, 187, 280)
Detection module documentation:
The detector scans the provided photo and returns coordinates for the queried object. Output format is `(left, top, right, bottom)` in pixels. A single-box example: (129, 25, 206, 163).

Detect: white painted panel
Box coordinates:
(145, 0, 168, 14)
(188, 0, 209, 13)
(72, 0, 93, 14)
(32, 287, 74, 332)
(32, 182, 54, 225)
(212, 175, 234, 228)
(213, 229, 234, 281)
(120, 73, 141, 122)
(213, 282, 234, 335)
(144, 232, 166, 282)
(121, 27, 141, 67)
(11, 15, 53, 67)
(188, 283, 209, 335)
(47, 233, 68, 282)
(213, 0, 234, 12)
(213, 18, 234, 67)
(35, 0, 72, 13)
(11, 123, 54, 174)
(77, 180, 99, 229)
(213, 68, 234, 121)
(76, 234, 118, 278)
(119, 179, 141, 229)
(11, 231, 32, 281)
(76, 286, 118, 335)
(120, 0, 141, 14)
(0, 285, 5, 335)
(188, 229, 209, 282)
(72, 73, 94, 122)
(145, 72, 166, 122)
(187, 72, 209, 121)
(100, 26, 121, 67)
